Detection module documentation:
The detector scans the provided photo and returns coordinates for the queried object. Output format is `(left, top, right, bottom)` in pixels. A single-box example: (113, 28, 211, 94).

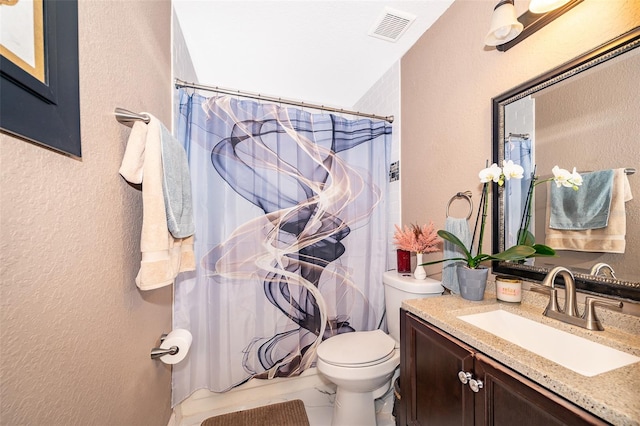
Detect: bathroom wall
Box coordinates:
(353, 62, 401, 272)
(173, 7, 199, 124)
(0, 2, 174, 424)
(401, 0, 640, 277)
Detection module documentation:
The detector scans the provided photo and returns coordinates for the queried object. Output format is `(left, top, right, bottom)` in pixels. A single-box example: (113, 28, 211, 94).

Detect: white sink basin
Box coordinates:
(458, 309, 640, 377)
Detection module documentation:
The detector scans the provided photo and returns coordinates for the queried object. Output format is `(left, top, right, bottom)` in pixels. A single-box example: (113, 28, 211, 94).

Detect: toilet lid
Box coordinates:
(317, 330, 396, 367)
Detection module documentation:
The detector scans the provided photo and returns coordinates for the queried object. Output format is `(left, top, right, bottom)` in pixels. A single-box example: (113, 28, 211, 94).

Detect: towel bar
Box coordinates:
(506, 132, 530, 140)
(583, 168, 635, 175)
(114, 107, 150, 127)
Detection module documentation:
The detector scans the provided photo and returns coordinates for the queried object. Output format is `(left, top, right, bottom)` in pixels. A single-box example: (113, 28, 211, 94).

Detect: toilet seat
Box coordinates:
(317, 330, 396, 367)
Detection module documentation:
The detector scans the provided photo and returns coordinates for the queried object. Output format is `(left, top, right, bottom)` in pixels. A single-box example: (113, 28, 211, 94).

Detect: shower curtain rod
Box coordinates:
(507, 132, 530, 139)
(174, 79, 394, 124)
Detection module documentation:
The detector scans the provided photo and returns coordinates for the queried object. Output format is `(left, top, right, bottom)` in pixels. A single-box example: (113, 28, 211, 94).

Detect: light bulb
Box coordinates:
(494, 26, 511, 40)
(529, 0, 571, 14)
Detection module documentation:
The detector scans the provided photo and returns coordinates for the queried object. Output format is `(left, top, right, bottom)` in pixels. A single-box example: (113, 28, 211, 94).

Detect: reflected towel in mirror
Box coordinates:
(545, 168, 632, 253)
(549, 169, 613, 230)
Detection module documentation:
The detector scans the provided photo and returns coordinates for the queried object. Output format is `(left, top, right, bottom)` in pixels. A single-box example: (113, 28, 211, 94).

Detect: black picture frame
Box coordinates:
(0, 0, 81, 158)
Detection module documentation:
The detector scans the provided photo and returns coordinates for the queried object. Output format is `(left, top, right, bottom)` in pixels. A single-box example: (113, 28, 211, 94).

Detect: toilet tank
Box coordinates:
(383, 271, 443, 342)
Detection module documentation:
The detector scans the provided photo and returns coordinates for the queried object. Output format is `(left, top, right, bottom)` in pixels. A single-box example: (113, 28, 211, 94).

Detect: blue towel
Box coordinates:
(160, 123, 195, 238)
(442, 217, 472, 294)
(549, 169, 614, 230)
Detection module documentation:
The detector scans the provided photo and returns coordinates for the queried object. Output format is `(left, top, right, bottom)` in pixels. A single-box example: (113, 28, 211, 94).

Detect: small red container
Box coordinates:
(397, 249, 411, 273)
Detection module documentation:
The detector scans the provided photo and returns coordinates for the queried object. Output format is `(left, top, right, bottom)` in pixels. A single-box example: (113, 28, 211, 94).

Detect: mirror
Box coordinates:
(491, 28, 640, 301)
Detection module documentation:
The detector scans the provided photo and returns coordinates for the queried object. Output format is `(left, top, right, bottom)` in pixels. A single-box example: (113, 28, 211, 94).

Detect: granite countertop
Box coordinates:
(402, 287, 640, 426)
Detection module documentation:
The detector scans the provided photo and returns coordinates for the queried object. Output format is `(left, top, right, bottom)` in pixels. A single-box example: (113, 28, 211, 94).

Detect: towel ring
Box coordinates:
(446, 191, 473, 220)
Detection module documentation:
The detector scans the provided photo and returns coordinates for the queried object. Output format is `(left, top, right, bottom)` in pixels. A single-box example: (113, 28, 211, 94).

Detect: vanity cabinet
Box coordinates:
(399, 309, 607, 426)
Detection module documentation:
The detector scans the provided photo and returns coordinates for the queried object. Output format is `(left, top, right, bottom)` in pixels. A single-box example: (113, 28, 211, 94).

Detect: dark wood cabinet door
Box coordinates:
(474, 353, 609, 426)
(401, 310, 475, 426)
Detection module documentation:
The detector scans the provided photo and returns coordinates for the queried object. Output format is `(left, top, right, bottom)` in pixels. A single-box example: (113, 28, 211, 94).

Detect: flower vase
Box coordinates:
(414, 253, 427, 280)
(457, 265, 488, 301)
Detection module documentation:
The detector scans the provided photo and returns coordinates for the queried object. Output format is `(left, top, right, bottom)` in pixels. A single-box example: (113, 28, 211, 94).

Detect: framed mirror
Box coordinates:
(491, 27, 640, 301)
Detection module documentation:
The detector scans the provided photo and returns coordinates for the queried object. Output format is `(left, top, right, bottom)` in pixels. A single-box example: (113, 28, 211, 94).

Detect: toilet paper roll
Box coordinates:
(159, 329, 192, 364)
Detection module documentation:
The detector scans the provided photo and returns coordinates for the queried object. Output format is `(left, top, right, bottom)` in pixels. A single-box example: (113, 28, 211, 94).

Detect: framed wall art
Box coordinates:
(0, 0, 81, 157)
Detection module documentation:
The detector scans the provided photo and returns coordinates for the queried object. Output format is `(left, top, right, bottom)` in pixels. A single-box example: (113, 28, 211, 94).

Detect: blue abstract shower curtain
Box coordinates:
(172, 89, 391, 405)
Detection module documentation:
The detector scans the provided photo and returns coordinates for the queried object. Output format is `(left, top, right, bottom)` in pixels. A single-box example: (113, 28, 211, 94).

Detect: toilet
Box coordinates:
(316, 271, 444, 425)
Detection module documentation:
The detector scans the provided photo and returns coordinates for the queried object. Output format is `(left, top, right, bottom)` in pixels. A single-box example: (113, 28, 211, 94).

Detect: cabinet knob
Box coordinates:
(458, 371, 472, 384)
(469, 378, 484, 393)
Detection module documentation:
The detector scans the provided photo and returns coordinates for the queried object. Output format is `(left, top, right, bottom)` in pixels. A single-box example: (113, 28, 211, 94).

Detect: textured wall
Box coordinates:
(0, 2, 173, 424)
(401, 0, 640, 277)
(172, 7, 199, 128)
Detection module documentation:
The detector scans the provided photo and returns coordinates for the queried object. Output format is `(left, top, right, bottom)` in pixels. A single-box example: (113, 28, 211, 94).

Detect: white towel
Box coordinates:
(119, 116, 195, 290)
(545, 168, 632, 253)
(442, 217, 472, 294)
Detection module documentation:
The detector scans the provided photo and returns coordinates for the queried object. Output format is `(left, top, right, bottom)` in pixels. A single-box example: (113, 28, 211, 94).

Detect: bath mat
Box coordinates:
(200, 399, 310, 426)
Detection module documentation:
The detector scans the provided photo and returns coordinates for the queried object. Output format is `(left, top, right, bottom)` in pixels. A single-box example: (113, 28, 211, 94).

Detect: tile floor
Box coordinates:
(179, 381, 397, 426)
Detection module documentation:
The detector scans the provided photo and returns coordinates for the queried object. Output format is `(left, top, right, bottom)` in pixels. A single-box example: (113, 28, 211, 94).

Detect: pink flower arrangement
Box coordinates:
(393, 222, 441, 254)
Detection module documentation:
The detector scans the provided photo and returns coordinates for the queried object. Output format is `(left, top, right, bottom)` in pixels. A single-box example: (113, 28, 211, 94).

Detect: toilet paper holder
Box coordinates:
(150, 333, 179, 360)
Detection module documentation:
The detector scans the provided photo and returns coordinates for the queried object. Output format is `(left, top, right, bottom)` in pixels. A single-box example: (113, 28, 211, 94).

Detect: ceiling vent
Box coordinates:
(368, 7, 416, 43)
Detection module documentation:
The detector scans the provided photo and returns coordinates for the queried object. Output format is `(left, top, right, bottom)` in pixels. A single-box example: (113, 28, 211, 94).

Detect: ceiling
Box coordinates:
(173, 1, 454, 108)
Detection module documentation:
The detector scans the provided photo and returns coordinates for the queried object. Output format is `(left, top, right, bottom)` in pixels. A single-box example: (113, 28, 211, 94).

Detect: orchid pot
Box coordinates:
(457, 265, 489, 301)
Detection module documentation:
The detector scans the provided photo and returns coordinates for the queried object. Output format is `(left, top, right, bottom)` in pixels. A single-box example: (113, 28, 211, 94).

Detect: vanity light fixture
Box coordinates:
(485, 0, 583, 51)
(484, 0, 523, 47)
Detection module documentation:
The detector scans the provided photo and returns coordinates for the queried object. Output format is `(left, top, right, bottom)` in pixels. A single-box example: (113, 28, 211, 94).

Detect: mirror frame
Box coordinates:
(491, 27, 640, 301)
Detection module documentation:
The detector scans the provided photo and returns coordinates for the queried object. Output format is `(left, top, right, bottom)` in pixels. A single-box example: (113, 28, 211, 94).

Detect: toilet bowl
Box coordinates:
(316, 271, 443, 425)
(317, 330, 400, 426)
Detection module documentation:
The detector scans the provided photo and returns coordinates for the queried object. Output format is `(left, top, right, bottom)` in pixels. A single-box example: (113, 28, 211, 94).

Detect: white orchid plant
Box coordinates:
(516, 165, 582, 246)
(423, 161, 582, 269)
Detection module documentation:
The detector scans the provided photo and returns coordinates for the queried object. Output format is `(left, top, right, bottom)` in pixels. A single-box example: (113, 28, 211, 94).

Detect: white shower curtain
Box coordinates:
(171, 89, 391, 405)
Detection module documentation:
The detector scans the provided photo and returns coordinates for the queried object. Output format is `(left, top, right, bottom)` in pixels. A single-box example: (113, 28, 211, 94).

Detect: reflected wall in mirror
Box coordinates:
(491, 28, 640, 301)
